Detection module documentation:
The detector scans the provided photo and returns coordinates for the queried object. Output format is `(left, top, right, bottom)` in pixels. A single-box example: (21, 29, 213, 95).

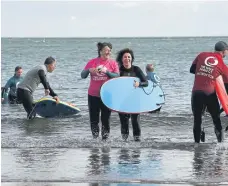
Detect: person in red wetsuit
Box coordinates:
(190, 41, 228, 144)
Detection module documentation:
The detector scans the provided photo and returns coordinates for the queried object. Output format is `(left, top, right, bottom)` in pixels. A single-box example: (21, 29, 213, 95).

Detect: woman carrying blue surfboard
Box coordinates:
(81, 42, 119, 140)
(116, 48, 148, 142)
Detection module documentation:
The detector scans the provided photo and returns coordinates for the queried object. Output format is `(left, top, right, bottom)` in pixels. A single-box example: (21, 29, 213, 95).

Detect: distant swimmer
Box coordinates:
(17, 57, 60, 120)
(190, 41, 228, 144)
(1, 66, 23, 104)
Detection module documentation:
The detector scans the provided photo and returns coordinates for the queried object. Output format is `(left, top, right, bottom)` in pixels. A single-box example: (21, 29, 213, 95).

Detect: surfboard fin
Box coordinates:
(156, 102, 165, 106)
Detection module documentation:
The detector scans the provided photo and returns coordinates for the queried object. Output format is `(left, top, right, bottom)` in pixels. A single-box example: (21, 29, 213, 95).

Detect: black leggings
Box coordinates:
(17, 88, 35, 119)
(191, 91, 222, 143)
(88, 95, 111, 139)
(8, 94, 20, 104)
(118, 113, 141, 140)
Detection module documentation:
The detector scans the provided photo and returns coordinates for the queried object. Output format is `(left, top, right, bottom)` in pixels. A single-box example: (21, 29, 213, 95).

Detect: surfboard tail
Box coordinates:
(215, 76, 228, 115)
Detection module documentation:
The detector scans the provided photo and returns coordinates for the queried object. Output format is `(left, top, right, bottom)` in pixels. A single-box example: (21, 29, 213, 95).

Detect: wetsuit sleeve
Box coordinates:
(38, 70, 49, 89)
(38, 70, 57, 97)
(190, 54, 199, 74)
(106, 71, 119, 78)
(81, 69, 90, 79)
(2, 78, 12, 97)
(47, 82, 58, 97)
(135, 66, 148, 87)
(1, 87, 7, 98)
(190, 64, 196, 74)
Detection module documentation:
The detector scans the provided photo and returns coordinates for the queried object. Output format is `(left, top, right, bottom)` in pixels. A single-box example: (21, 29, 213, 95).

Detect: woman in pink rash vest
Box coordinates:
(81, 42, 119, 140)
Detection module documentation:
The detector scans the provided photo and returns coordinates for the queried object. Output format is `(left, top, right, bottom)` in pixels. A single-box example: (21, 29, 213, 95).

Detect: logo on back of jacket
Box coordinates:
(196, 56, 218, 79)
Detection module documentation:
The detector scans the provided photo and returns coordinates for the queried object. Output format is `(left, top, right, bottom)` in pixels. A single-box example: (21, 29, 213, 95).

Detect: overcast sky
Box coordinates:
(1, 0, 228, 37)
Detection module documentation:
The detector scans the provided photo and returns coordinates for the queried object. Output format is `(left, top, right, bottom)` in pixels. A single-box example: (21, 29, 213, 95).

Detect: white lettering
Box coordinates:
(92, 76, 108, 81)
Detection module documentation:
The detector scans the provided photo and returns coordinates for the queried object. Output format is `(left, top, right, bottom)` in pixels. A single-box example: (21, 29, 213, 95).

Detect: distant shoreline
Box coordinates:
(2, 36, 228, 39)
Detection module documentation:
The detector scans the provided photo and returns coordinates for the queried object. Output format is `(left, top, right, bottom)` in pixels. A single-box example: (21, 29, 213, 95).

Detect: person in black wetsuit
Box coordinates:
(17, 57, 60, 119)
(190, 41, 228, 144)
(116, 48, 148, 141)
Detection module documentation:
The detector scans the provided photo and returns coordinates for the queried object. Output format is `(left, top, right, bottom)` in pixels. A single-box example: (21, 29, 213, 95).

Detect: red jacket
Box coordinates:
(190, 52, 228, 94)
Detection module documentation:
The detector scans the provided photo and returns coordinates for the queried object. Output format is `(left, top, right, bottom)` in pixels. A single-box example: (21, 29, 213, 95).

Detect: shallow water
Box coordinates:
(1, 37, 228, 185)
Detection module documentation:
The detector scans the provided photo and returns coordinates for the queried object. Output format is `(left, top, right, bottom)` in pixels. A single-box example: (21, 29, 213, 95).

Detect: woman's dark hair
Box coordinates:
(44, 56, 56, 65)
(97, 42, 112, 57)
(15, 66, 22, 72)
(116, 48, 134, 66)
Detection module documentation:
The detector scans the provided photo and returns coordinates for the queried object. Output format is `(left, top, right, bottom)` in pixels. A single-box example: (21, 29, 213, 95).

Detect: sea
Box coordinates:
(1, 37, 228, 186)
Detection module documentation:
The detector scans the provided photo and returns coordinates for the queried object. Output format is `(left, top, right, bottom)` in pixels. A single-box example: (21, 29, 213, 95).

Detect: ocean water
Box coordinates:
(1, 37, 228, 186)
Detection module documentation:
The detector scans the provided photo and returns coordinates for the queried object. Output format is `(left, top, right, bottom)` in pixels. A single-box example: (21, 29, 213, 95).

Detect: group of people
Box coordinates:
(1, 40, 228, 144)
(2, 57, 60, 119)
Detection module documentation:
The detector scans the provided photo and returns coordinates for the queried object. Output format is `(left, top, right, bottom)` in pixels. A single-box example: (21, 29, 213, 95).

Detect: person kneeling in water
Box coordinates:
(17, 57, 60, 119)
(1, 66, 23, 104)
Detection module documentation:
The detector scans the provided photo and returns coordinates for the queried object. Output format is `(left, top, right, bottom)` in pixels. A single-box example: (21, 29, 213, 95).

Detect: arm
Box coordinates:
(81, 69, 90, 79)
(135, 66, 148, 87)
(1, 78, 12, 98)
(190, 64, 196, 74)
(47, 82, 58, 97)
(106, 60, 120, 78)
(38, 69, 58, 97)
(38, 69, 49, 89)
(106, 71, 119, 78)
(190, 54, 199, 74)
(1, 87, 7, 98)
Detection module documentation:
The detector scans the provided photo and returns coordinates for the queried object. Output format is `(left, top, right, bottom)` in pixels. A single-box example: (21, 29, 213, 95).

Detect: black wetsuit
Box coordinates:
(190, 53, 228, 143)
(17, 68, 57, 119)
(119, 65, 148, 141)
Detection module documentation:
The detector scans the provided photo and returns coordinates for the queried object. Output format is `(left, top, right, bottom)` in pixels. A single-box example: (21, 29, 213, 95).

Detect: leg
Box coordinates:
(17, 88, 34, 119)
(8, 94, 17, 104)
(88, 95, 100, 138)
(131, 114, 141, 141)
(100, 98, 111, 140)
(119, 113, 130, 140)
(206, 92, 223, 142)
(191, 91, 206, 143)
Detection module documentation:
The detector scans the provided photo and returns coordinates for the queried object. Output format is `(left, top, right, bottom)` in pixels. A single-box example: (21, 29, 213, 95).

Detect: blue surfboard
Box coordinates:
(100, 77, 165, 114)
(33, 98, 81, 118)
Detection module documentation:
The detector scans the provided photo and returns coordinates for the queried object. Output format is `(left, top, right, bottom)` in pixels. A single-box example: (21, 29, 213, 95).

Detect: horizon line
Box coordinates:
(2, 35, 228, 39)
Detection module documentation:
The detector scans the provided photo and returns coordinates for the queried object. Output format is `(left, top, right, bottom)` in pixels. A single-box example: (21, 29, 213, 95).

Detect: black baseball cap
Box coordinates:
(214, 41, 228, 51)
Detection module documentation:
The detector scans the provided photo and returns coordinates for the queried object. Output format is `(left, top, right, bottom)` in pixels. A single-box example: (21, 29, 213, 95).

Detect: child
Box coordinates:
(146, 64, 162, 113)
(146, 64, 160, 84)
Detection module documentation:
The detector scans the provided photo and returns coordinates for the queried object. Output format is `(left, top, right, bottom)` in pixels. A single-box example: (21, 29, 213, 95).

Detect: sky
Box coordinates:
(1, 0, 228, 37)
